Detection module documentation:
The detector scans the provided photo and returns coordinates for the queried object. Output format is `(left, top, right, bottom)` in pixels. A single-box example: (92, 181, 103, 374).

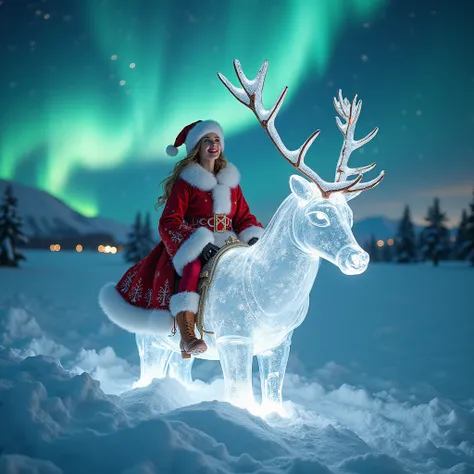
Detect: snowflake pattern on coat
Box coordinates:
(156, 279, 171, 307)
(168, 229, 183, 244)
(129, 278, 143, 303)
(119, 271, 137, 293)
(145, 288, 153, 308)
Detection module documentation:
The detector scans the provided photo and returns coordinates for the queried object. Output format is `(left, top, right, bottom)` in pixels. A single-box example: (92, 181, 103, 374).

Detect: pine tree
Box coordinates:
(382, 241, 393, 262)
(124, 212, 143, 264)
(366, 234, 380, 263)
(453, 209, 468, 260)
(464, 189, 474, 265)
(0, 183, 28, 267)
(421, 197, 450, 266)
(124, 211, 156, 264)
(395, 205, 416, 263)
(140, 212, 156, 255)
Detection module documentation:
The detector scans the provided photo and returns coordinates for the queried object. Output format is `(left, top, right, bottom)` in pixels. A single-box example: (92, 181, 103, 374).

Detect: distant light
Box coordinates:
(117, 245, 124, 252)
(98, 245, 105, 252)
(111, 246, 117, 254)
(44, 13, 50, 20)
(54, 244, 61, 251)
(377, 240, 384, 247)
(129, 62, 136, 68)
(104, 245, 111, 253)
(76, 244, 83, 252)
(50, 244, 55, 251)
(111, 54, 118, 60)
(387, 238, 394, 246)
(119, 80, 126, 86)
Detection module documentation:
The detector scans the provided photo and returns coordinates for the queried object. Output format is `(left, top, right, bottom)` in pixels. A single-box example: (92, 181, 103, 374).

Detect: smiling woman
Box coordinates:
(99, 118, 264, 357)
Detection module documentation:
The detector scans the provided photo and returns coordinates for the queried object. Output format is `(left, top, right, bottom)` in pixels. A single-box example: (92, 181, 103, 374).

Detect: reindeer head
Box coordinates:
(290, 175, 368, 275)
(218, 59, 385, 275)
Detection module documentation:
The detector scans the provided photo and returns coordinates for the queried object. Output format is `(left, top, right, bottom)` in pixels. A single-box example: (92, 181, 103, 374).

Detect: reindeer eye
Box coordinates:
(308, 211, 330, 227)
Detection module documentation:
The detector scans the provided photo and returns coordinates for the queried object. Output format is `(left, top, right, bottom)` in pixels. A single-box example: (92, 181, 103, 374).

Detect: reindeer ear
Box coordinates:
(289, 175, 317, 202)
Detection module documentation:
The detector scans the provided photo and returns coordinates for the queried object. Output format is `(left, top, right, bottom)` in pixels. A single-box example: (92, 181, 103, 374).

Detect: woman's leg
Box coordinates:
(174, 258, 207, 357)
(178, 258, 202, 292)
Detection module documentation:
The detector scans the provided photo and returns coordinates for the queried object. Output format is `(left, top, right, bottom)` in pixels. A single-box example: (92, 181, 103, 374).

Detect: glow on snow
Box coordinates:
(0, 0, 386, 217)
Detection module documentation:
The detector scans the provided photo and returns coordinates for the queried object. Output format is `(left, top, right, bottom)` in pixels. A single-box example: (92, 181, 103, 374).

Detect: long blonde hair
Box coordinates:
(155, 139, 228, 209)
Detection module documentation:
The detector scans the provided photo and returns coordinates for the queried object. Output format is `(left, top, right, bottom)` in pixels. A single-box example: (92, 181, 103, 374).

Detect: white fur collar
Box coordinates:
(180, 163, 240, 191)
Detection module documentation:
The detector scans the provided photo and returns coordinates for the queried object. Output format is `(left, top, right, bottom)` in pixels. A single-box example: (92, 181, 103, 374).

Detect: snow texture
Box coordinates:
(0, 249, 473, 473)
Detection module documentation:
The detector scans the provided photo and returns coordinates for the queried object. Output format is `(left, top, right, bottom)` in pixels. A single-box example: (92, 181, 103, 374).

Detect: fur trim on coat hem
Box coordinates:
(99, 283, 174, 335)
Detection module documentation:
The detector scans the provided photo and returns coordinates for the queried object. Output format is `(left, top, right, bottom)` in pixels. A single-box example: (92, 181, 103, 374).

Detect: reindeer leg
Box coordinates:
(217, 336, 256, 411)
(167, 350, 194, 386)
(133, 334, 173, 388)
(257, 331, 293, 416)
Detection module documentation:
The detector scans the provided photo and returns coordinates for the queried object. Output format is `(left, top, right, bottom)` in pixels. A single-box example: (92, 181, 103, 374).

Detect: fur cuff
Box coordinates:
(173, 227, 214, 276)
(238, 226, 264, 243)
(99, 283, 174, 335)
(169, 291, 200, 316)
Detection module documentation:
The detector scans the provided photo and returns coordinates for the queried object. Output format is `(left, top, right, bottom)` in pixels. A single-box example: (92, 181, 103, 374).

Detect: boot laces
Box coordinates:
(184, 317, 195, 339)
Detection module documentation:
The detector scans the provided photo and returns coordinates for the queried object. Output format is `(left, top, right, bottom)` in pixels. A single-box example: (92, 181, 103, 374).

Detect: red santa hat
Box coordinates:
(166, 119, 225, 157)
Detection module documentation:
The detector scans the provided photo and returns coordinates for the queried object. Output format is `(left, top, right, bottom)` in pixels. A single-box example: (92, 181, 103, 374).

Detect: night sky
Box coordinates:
(1, 0, 473, 227)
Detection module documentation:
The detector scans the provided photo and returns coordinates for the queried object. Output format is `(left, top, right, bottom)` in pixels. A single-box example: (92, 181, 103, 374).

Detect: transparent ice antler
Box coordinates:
(218, 60, 385, 199)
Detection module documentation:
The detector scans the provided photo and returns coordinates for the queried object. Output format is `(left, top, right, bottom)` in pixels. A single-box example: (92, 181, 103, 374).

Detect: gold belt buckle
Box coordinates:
(214, 214, 227, 232)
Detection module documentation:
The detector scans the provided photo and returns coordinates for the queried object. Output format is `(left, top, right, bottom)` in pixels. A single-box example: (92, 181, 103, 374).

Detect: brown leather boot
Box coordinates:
(176, 311, 207, 358)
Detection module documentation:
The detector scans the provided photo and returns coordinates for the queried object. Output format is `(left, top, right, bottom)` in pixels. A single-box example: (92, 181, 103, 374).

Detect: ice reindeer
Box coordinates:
(129, 60, 384, 413)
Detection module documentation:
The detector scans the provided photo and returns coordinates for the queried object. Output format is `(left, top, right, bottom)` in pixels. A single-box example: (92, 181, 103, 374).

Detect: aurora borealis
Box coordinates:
(1, 0, 473, 227)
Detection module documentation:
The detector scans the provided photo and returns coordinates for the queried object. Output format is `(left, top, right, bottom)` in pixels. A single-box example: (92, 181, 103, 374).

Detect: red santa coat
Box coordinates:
(99, 162, 264, 335)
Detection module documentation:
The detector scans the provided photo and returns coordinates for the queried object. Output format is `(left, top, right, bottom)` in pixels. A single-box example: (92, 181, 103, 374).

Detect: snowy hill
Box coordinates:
(0, 179, 130, 243)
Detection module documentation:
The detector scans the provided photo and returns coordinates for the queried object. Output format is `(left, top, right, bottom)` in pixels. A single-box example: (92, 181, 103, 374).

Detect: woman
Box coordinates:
(99, 119, 264, 358)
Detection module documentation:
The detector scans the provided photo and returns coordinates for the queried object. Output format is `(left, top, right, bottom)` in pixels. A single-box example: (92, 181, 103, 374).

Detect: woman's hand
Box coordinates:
(199, 243, 220, 265)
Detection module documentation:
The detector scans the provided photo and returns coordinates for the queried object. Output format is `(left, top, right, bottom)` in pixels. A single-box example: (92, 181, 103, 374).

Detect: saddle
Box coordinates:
(195, 236, 249, 338)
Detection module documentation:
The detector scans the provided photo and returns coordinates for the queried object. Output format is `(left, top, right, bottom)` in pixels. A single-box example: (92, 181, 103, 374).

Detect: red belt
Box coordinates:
(190, 214, 232, 232)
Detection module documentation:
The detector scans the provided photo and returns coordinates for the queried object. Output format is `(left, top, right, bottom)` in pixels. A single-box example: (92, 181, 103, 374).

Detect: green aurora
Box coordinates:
(0, 0, 387, 216)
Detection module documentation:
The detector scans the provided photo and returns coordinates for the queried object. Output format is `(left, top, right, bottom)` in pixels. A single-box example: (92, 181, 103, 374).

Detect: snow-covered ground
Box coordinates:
(0, 250, 473, 474)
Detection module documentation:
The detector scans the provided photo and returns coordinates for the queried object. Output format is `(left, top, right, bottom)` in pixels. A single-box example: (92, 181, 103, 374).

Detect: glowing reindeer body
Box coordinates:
(136, 189, 367, 411)
(134, 60, 384, 413)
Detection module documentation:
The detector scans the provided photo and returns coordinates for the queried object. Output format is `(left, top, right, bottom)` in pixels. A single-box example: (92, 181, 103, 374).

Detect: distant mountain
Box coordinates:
(353, 216, 399, 244)
(0, 179, 129, 243)
(353, 216, 424, 244)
